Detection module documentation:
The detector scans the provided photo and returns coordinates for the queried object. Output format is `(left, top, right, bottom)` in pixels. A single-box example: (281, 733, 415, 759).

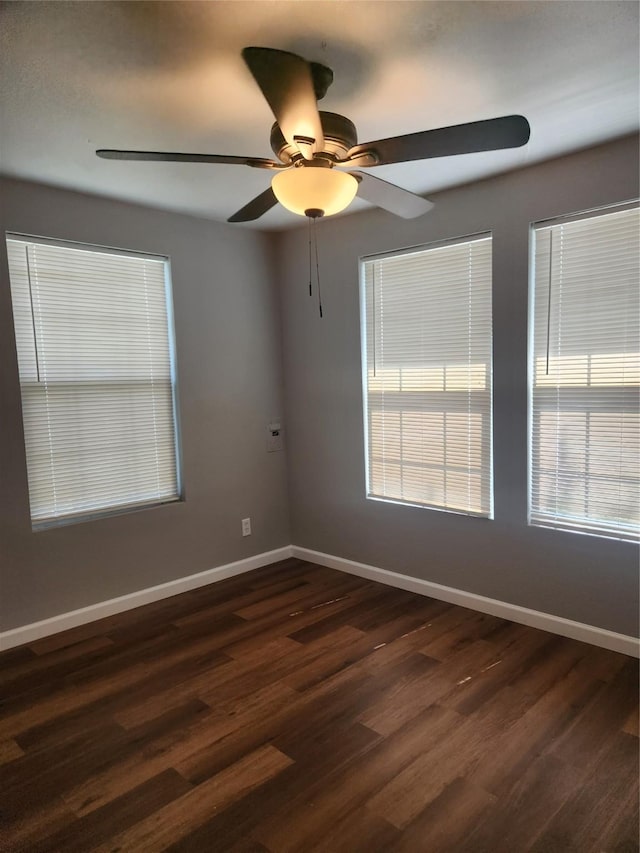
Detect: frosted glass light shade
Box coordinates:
(272, 167, 358, 217)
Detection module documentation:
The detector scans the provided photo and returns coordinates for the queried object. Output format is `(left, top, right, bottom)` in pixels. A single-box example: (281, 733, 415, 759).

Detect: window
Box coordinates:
(360, 234, 493, 517)
(529, 204, 639, 541)
(6, 235, 181, 526)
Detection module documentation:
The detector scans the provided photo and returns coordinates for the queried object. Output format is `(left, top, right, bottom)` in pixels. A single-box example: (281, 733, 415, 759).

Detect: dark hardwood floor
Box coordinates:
(0, 558, 638, 852)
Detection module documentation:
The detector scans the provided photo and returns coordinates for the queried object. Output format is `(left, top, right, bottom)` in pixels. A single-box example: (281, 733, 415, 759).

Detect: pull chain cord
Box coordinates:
(307, 215, 313, 297)
(313, 217, 323, 318)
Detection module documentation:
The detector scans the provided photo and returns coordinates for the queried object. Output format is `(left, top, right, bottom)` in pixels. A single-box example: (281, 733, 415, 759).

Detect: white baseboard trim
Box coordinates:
(3, 543, 637, 658)
(0, 546, 294, 651)
(291, 545, 640, 658)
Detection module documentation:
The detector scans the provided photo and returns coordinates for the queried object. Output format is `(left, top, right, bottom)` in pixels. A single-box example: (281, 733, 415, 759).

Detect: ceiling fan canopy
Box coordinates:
(97, 46, 531, 223)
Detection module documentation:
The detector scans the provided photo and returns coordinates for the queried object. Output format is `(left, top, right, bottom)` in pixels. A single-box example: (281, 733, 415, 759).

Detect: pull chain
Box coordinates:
(313, 217, 323, 318)
(307, 215, 313, 297)
(305, 211, 324, 318)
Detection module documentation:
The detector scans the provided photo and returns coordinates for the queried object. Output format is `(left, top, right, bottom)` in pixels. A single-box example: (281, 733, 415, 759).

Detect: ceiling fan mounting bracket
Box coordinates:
(271, 111, 358, 164)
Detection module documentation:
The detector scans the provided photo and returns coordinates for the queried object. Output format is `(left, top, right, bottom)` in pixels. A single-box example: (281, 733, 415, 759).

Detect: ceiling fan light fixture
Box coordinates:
(97, 46, 531, 225)
(271, 165, 358, 218)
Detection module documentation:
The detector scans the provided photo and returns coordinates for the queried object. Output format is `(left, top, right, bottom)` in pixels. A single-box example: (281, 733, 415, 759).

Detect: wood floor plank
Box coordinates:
(28, 621, 112, 656)
(198, 625, 356, 707)
(286, 584, 408, 644)
(438, 629, 560, 716)
(253, 703, 463, 852)
(2, 792, 77, 851)
(0, 612, 239, 718)
(417, 608, 506, 660)
(175, 664, 377, 786)
(222, 593, 370, 660)
(0, 632, 234, 739)
(546, 657, 639, 767)
(335, 608, 445, 670)
(303, 807, 401, 853)
(97, 632, 296, 731)
(589, 777, 640, 853)
(459, 753, 584, 852)
(111, 677, 225, 730)
(622, 704, 639, 737)
(11, 647, 229, 755)
(90, 744, 293, 852)
(0, 557, 636, 852)
(356, 653, 441, 735)
(170, 575, 312, 630)
(468, 654, 610, 798)
(233, 572, 365, 621)
(365, 693, 507, 828)
(0, 636, 115, 695)
(170, 660, 434, 850)
(64, 683, 296, 818)
(0, 737, 24, 765)
(280, 626, 372, 691)
(390, 776, 497, 853)
(530, 732, 640, 853)
(19, 769, 193, 853)
(1, 720, 128, 802)
(0, 645, 37, 667)
(413, 604, 484, 658)
(60, 700, 211, 817)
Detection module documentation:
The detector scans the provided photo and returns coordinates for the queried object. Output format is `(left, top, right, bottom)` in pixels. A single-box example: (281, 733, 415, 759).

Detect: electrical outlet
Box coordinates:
(241, 517, 251, 537)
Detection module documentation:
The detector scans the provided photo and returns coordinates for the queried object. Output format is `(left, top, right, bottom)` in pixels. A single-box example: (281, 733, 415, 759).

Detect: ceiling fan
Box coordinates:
(97, 46, 530, 223)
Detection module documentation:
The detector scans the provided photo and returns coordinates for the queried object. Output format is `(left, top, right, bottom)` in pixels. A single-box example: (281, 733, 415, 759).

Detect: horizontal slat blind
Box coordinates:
(6, 237, 180, 524)
(361, 235, 493, 516)
(530, 206, 640, 541)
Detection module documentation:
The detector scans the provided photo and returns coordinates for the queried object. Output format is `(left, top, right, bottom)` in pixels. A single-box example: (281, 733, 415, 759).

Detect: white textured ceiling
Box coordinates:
(1, 1, 638, 229)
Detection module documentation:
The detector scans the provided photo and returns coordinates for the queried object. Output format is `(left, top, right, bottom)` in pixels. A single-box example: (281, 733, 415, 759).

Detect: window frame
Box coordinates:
(6, 232, 184, 529)
(359, 231, 494, 519)
(527, 201, 640, 543)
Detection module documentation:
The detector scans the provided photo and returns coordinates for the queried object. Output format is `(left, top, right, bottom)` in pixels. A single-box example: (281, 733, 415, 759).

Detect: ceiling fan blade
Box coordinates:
(346, 115, 531, 167)
(227, 187, 278, 223)
(96, 149, 284, 170)
(242, 47, 324, 159)
(351, 172, 434, 219)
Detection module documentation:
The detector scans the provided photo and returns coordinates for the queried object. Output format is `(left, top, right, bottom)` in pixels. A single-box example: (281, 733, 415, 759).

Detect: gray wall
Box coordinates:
(277, 134, 640, 638)
(0, 177, 290, 631)
(2, 137, 638, 638)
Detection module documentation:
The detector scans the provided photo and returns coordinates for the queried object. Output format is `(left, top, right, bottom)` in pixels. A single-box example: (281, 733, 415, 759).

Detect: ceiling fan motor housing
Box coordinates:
(271, 112, 358, 164)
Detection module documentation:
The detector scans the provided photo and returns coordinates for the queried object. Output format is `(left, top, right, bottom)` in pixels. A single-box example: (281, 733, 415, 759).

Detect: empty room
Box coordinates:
(0, 1, 638, 851)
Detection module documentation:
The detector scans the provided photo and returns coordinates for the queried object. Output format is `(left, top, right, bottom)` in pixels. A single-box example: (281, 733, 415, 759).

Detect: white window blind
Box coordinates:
(6, 235, 181, 525)
(361, 234, 493, 517)
(530, 205, 640, 541)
